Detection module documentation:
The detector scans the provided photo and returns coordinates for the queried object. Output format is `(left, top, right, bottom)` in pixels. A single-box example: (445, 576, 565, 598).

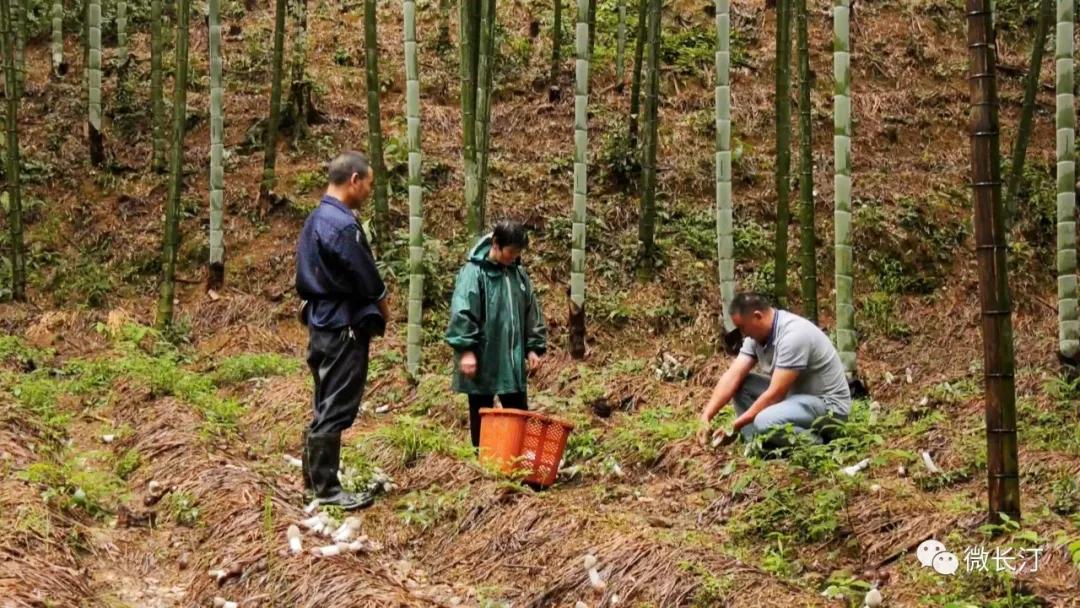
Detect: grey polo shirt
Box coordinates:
(739, 309, 852, 416)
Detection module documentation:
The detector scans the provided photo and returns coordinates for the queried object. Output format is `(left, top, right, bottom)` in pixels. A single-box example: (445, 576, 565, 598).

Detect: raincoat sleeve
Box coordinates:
(523, 273, 548, 355)
(445, 264, 484, 352)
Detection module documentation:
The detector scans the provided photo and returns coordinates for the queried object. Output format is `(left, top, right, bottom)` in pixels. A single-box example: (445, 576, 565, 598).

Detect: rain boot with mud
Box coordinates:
(307, 431, 374, 510)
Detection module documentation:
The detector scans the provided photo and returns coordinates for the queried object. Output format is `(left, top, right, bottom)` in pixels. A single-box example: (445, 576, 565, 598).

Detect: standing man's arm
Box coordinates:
(697, 354, 756, 443)
(331, 224, 389, 305)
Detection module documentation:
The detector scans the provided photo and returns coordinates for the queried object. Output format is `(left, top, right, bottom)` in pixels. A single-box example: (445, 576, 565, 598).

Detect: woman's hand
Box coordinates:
(460, 351, 478, 378)
(527, 351, 542, 375)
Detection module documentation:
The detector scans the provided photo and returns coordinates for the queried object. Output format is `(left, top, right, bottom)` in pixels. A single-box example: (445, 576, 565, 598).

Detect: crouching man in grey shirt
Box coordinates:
(697, 293, 852, 450)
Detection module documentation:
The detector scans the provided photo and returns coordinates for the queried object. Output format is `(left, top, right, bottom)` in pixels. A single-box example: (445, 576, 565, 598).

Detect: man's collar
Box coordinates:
(320, 194, 352, 215)
(763, 309, 781, 348)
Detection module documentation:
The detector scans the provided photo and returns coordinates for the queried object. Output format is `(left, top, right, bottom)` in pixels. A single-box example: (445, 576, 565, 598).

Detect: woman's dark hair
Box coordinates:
(492, 219, 529, 249)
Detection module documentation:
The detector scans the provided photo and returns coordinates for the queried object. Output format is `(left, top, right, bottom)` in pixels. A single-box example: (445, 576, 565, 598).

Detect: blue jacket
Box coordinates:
(295, 195, 387, 332)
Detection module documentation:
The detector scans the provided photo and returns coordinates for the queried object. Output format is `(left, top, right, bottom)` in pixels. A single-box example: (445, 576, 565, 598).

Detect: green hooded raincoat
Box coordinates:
(445, 235, 548, 395)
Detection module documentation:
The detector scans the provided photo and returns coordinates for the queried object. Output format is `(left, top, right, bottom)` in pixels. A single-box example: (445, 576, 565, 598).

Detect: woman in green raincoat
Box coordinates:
(445, 220, 548, 447)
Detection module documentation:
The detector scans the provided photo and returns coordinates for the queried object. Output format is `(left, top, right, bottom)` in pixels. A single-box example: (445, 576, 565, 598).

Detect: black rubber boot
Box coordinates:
(301, 429, 313, 495)
(307, 432, 375, 511)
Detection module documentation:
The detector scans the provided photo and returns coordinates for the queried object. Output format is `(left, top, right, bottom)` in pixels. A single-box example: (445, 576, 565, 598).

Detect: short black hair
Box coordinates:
(728, 292, 773, 317)
(327, 151, 371, 186)
(492, 219, 529, 249)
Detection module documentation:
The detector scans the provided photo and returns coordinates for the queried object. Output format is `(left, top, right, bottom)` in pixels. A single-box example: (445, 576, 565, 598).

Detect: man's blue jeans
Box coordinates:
(733, 374, 846, 448)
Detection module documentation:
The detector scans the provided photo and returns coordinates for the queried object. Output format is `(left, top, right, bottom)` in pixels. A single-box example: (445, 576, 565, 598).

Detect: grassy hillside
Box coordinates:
(1, 0, 1079, 606)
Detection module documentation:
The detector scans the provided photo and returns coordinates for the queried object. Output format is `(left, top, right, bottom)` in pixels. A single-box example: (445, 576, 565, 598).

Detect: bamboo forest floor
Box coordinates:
(2, 0, 1080, 606)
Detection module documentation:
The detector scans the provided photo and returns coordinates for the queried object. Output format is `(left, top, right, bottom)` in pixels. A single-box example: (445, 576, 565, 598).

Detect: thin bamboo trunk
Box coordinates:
(715, 0, 735, 334)
(1004, 0, 1051, 230)
(259, 0, 287, 205)
(636, 0, 660, 276)
(52, 0, 65, 76)
(1, 0, 24, 301)
(569, 0, 590, 359)
(966, 0, 1020, 523)
(616, 0, 626, 85)
(628, 0, 646, 148)
(117, 0, 128, 67)
(88, 0, 104, 165)
(364, 0, 388, 247)
(437, 0, 451, 50)
(150, 0, 165, 172)
(587, 0, 596, 61)
(13, 0, 22, 98)
(833, 0, 856, 376)
(288, 0, 311, 140)
(796, 0, 816, 323)
(157, 0, 191, 329)
(549, 0, 562, 100)
(474, 0, 496, 231)
(404, 0, 424, 375)
(773, 0, 792, 306)
(1055, 0, 1078, 362)
(207, 0, 225, 291)
(461, 0, 480, 234)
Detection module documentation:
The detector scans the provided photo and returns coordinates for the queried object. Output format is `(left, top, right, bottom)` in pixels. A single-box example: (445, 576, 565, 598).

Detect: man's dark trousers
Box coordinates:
(303, 325, 371, 506)
(307, 325, 370, 434)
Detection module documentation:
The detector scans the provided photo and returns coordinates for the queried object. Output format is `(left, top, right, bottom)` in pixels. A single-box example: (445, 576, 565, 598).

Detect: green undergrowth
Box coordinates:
(21, 448, 128, 518)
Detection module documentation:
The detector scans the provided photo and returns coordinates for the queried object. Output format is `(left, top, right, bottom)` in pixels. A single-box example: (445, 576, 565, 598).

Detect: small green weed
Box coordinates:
(366, 415, 472, 467)
(114, 449, 142, 480)
(23, 451, 127, 517)
(396, 487, 468, 530)
(209, 352, 300, 386)
(165, 491, 201, 526)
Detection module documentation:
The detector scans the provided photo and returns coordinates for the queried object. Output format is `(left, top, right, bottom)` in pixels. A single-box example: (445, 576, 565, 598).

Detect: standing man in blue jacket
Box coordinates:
(295, 151, 389, 510)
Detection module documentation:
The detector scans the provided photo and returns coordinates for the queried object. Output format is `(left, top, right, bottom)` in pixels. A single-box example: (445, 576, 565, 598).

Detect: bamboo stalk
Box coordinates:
(117, 0, 128, 67)
(796, 0, 816, 323)
(157, 0, 191, 329)
(587, 0, 596, 61)
(549, 0, 562, 100)
(715, 0, 735, 334)
(259, 0, 287, 204)
(364, 0, 389, 247)
(616, 0, 626, 84)
(13, 0, 22, 97)
(636, 0, 660, 276)
(833, 0, 856, 376)
(88, 0, 104, 165)
(462, 0, 480, 234)
(51, 0, 63, 75)
(150, 0, 165, 172)
(208, 0, 225, 289)
(773, 0, 792, 306)
(628, 0, 646, 148)
(1004, 0, 1051, 230)
(288, 0, 311, 140)
(965, 0, 1020, 523)
(1055, 0, 1078, 361)
(474, 0, 496, 231)
(1, 0, 24, 301)
(569, 0, 590, 359)
(404, 0, 424, 375)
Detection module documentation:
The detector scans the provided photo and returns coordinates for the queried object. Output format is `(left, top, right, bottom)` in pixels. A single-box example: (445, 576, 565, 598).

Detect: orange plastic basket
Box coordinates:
(477, 408, 575, 487)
